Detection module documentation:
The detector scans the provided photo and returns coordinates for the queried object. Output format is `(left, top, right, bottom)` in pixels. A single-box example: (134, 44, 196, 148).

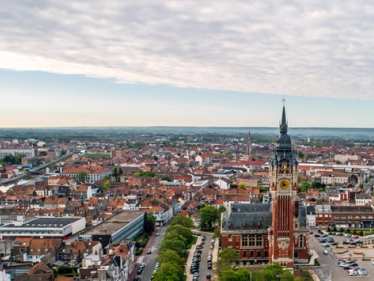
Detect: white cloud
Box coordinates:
(1, 0, 374, 99)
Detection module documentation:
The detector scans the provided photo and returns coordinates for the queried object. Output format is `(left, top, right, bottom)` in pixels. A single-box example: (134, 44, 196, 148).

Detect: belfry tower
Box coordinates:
(269, 104, 298, 268)
(247, 129, 252, 160)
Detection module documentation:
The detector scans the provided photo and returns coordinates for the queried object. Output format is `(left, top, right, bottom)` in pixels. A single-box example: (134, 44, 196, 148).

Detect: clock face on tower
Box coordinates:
(279, 179, 291, 191)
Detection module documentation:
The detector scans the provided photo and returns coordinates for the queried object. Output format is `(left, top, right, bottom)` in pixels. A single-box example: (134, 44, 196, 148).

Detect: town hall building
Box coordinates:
(220, 105, 309, 268)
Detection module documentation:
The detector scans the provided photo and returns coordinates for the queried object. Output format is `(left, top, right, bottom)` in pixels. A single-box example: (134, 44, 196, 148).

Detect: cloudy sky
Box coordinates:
(1, 0, 374, 127)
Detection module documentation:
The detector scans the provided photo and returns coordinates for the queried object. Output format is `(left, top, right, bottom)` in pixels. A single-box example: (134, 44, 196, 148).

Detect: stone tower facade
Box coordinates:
(269, 105, 298, 268)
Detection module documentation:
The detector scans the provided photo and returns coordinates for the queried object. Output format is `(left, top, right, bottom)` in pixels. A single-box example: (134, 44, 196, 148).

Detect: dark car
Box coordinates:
(343, 263, 359, 270)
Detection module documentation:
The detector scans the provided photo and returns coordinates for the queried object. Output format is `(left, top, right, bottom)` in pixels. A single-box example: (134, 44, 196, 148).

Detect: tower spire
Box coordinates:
(280, 99, 288, 135)
(247, 129, 252, 160)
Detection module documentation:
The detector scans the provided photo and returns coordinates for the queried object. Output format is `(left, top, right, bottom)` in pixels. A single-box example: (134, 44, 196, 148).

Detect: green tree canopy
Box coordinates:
(218, 263, 307, 281)
(219, 248, 239, 270)
(158, 249, 184, 269)
(144, 214, 156, 235)
(220, 269, 252, 281)
(160, 238, 187, 257)
(199, 205, 219, 231)
(170, 215, 194, 228)
(2, 154, 23, 165)
(134, 171, 156, 177)
(153, 262, 185, 281)
(76, 172, 88, 183)
(112, 166, 123, 182)
(299, 180, 312, 192)
(102, 176, 111, 191)
(166, 224, 193, 246)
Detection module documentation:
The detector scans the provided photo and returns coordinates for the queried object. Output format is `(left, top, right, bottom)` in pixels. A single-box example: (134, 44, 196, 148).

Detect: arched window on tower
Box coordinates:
(297, 235, 305, 248)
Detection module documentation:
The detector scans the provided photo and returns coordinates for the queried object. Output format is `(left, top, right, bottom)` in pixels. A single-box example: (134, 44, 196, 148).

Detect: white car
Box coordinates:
(357, 268, 368, 276)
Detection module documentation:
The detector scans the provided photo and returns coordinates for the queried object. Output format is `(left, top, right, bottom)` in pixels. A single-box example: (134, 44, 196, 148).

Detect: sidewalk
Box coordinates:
(212, 237, 219, 281)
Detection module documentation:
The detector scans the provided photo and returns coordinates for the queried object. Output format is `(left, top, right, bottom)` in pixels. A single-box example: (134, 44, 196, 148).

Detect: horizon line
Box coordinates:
(0, 126, 374, 130)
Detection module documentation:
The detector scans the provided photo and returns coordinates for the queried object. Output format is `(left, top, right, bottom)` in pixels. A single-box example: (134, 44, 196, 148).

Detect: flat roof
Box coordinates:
(2, 217, 82, 228)
(85, 211, 144, 236)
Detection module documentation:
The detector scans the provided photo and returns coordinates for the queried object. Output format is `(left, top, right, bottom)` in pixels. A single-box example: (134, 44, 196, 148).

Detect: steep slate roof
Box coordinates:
(331, 205, 374, 213)
(222, 203, 272, 231)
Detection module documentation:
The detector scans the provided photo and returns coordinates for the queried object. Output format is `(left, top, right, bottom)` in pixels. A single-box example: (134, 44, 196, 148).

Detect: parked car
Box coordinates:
(357, 268, 368, 276)
(343, 263, 359, 270)
(338, 260, 356, 268)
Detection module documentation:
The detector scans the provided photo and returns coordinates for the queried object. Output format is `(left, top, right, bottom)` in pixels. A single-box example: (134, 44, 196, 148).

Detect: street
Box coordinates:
(139, 225, 167, 281)
(186, 231, 214, 281)
(198, 233, 214, 281)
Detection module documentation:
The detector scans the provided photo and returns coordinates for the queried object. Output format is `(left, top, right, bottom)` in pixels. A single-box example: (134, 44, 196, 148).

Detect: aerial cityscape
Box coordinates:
(2, 1, 374, 281)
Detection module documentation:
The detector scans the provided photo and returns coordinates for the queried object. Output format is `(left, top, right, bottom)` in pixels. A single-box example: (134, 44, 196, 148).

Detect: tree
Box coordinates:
(112, 166, 123, 182)
(170, 215, 194, 228)
(218, 263, 309, 281)
(102, 176, 111, 191)
(280, 271, 296, 281)
(2, 154, 23, 165)
(144, 214, 156, 235)
(219, 248, 239, 270)
(160, 239, 187, 257)
(262, 264, 284, 280)
(220, 269, 251, 281)
(134, 171, 156, 177)
(299, 181, 311, 192)
(77, 172, 88, 183)
(166, 224, 193, 246)
(218, 205, 226, 214)
(153, 262, 185, 281)
(199, 205, 219, 231)
(239, 183, 247, 190)
(298, 151, 305, 160)
(312, 181, 326, 191)
(158, 249, 184, 269)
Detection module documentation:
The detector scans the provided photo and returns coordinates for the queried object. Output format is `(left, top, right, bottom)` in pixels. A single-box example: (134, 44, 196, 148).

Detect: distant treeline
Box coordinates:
(0, 127, 374, 143)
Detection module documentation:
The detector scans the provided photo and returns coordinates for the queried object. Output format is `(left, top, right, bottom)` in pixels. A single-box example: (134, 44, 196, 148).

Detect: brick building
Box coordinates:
(220, 105, 309, 268)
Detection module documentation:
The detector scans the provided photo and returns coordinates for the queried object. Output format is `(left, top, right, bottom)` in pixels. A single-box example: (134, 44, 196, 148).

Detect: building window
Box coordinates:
(241, 234, 263, 248)
(297, 235, 304, 248)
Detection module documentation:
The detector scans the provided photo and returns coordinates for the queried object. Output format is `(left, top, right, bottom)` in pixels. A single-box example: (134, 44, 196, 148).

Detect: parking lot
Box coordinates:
(311, 231, 374, 281)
